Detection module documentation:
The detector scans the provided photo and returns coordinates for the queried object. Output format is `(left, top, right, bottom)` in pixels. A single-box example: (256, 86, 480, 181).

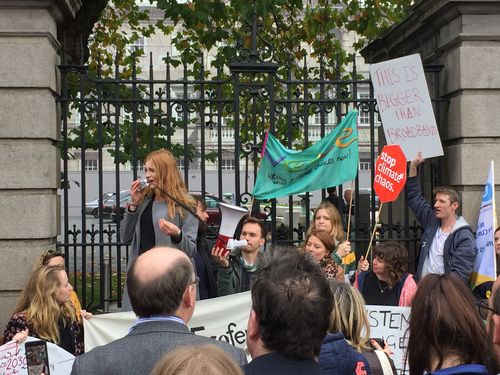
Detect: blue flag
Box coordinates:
(253, 110, 359, 200)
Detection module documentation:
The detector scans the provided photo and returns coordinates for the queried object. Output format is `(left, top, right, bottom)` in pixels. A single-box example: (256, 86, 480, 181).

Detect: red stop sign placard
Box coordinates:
(374, 144, 407, 203)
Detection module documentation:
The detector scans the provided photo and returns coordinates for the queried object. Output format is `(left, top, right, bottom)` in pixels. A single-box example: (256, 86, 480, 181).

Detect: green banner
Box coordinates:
(253, 110, 359, 200)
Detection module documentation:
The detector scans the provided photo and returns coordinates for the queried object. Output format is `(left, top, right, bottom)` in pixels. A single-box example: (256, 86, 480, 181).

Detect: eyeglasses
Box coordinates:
(191, 276, 199, 286)
(476, 299, 497, 320)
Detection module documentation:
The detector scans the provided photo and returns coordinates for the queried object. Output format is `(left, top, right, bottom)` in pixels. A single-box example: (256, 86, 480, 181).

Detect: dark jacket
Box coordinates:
(217, 249, 263, 296)
(244, 352, 324, 375)
(195, 235, 218, 299)
(406, 176, 475, 283)
(318, 332, 370, 375)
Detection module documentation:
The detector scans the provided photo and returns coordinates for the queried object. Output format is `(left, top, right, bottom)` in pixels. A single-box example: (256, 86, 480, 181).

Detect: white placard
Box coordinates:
(368, 305, 410, 375)
(370, 54, 443, 159)
(0, 337, 74, 375)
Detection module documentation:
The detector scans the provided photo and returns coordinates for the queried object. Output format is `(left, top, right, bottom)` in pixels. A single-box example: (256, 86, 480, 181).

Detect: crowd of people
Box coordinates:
(3, 148, 500, 375)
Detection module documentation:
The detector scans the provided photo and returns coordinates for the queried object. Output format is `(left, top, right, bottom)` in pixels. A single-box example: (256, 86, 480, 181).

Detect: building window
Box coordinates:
(128, 37, 145, 53)
(359, 161, 371, 171)
(84, 159, 98, 171)
(220, 159, 235, 170)
(358, 94, 370, 125)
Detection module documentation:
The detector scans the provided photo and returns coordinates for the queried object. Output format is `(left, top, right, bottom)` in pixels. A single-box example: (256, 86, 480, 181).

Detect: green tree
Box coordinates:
(63, 0, 413, 166)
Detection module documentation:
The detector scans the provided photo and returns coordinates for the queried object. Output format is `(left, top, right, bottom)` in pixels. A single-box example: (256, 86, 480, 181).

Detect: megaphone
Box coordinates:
(215, 202, 249, 254)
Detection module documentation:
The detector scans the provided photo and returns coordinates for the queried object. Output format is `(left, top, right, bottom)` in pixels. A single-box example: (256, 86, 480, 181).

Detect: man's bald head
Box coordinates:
(127, 247, 194, 318)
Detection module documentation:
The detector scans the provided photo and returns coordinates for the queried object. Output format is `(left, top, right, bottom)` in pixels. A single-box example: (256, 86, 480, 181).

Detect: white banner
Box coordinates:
(0, 336, 75, 375)
(85, 293, 410, 374)
(84, 291, 252, 351)
(369, 54, 443, 160)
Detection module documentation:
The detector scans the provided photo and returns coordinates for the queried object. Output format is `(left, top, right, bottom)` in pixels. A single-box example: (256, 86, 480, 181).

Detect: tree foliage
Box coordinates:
(63, 0, 413, 166)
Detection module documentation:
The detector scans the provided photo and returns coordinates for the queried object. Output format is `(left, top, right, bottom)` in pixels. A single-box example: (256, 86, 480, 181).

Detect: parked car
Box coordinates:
(85, 192, 115, 218)
(110, 191, 268, 226)
(102, 190, 130, 220)
(190, 191, 269, 227)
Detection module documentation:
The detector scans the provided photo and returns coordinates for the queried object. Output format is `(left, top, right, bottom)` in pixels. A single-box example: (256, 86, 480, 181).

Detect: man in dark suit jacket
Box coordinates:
(244, 247, 333, 375)
(71, 247, 246, 375)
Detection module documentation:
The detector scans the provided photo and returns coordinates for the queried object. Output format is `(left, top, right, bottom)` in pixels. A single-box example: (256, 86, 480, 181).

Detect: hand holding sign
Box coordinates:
(366, 145, 407, 258)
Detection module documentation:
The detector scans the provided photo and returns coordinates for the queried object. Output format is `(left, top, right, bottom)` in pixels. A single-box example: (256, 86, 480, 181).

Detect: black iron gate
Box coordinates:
(57, 19, 442, 312)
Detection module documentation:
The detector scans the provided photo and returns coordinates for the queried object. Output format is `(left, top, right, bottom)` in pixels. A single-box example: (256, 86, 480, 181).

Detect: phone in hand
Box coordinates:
(370, 337, 386, 350)
(25, 340, 50, 375)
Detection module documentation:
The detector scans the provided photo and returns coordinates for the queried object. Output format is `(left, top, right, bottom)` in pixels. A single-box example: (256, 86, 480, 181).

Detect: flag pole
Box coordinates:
(492, 160, 497, 276)
(364, 202, 384, 260)
(249, 130, 270, 218)
(346, 180, 355, 240)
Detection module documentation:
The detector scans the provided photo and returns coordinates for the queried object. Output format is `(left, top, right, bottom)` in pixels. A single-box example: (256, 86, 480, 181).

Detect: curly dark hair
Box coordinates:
(372, 241, 408, 289)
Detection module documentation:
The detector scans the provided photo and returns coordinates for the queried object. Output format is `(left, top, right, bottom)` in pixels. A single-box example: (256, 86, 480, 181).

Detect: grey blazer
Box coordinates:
(120, 195, 199, 261)
(70, 320, 247, 375)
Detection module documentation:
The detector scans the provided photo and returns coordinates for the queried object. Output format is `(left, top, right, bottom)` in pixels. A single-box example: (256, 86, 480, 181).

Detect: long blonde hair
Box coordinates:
(308, 202, 345, 243)
(151, 345, 244, 375)
(141, 149, 196, 218)
(15, 265, 77, 344)
(328, 280, 370, 352)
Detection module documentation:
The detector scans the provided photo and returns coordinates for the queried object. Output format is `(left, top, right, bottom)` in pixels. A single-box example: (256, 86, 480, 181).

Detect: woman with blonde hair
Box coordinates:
(308, 202, 356, 279)
(319, 280, 396, 375)
(122, 149, 198, 258)
(151, 345, 243, 375)
(3, 265, 84, 355)
(305, 229, 344, 281)
(33, 249, 92, 320)
(121, 149, 199, 307)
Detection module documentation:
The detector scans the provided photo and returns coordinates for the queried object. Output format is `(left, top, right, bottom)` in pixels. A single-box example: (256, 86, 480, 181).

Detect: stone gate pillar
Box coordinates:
(362, 0, 500, 228)
(0, 0, 81, 332)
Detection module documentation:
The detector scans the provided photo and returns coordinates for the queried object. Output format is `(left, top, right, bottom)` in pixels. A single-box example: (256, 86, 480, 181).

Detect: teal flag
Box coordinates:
(253, 110, 359, 200)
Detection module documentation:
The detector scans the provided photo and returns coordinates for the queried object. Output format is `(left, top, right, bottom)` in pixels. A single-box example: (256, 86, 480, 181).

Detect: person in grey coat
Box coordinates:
(70, 247, 247, 375)
(121, 149, 199, 308)
(407, 152, 475, 283)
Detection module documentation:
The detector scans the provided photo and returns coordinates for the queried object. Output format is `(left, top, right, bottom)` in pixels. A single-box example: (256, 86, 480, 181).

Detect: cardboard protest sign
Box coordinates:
(370, 54, 443, 159)
(0, 337, 74, 375)
(374, 145, 407, 203)
(368, 305, 410, 374)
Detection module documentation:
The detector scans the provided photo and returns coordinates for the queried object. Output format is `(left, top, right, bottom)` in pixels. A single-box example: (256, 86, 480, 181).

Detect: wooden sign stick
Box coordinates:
(346, 180, 354, 240)
(364, 202, 384, 260)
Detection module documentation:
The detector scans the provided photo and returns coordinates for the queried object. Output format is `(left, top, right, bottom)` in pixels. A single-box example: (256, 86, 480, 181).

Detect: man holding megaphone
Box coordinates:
(212, 217, 267, 296)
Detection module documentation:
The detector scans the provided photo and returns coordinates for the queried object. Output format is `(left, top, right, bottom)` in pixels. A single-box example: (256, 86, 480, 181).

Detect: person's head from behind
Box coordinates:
(432, 186, 461, 220)
(408, 274, 488, 375)
(239, 217, 266, 253)
(33, 249, 65, 270)
(16, 265, 75, 342)
(328, 280, 370, 352)
(372, 241, 409, 288)
(305, 229, 336, 262)
(310, 202, 344, 243)
(194, 196, 209, 224)
(247, 246, 333, 360)
(326, 186, 337, 196)
(151, 345, 243, 375)
(127, 247, 196, 320)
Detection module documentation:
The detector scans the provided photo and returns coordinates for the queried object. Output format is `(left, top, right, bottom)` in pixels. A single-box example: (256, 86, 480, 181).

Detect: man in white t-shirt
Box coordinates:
(406, 152, 475, 283)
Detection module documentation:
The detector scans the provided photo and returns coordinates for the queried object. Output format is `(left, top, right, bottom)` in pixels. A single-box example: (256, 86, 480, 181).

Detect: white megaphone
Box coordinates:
(215, 202, 249, 254)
